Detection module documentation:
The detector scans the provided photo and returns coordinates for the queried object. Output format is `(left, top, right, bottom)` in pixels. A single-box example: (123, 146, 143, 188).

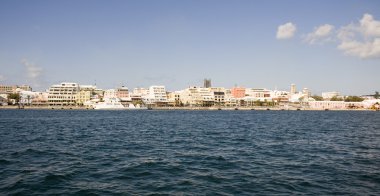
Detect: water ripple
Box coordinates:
(0, 110, 380, 195)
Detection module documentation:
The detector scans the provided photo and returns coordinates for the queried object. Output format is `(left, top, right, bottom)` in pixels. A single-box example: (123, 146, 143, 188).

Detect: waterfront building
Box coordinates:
(167, 91, 182, 106)
(245, 88, 272, 101)
(76, 90, 92, 105)
(210, 87, 226, 106)
(178, 87, 214, 106)
(179, 87, 199, 106)
(271, 90, 289, 103)
(19, 91, 38, 105)
(104, 89, 117, 100)
(47, 82, 80, 106)
(31, 92, 48, 106)
(362, 99, 380, 109)
(231, 87, 245, 98)
(76, 85, 97, 105)
(142, 86, 168, 106)
(0, 95, 7, 105)
(308, 101, 364, 110)
(322, 91, 340, 100)
(224, 89, 239, 107)
(116, 86, 129, 100)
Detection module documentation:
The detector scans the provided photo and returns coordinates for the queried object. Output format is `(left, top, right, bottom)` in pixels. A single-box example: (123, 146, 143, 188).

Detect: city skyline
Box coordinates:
(1, 0, 379, 94)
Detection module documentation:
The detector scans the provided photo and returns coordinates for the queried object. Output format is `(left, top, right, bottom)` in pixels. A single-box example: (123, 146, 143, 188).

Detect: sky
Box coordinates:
(0, 0, 379, 95)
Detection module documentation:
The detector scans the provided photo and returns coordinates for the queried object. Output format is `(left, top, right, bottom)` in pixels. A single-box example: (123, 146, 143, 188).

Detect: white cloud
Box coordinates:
(305, 24, 334, 44)
(276, 22, 296, 39)
(21, 59, 43, 87)
(360, 14, 380, 37)
(337, 13, 380, 59)
(338, 38, 380, 59)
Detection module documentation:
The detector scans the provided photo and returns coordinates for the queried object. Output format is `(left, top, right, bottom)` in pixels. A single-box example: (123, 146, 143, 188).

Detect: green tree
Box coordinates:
(330, 96, 343, 101)
(344, 96, 364, 102)
(254, 100, 262, 106)
(311, 95, 324, 101)
(374, 91, 380, 99)
(8, 93, 20, 105)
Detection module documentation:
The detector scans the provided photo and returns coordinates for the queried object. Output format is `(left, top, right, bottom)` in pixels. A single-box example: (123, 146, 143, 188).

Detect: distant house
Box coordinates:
(0, 95, 7, 105)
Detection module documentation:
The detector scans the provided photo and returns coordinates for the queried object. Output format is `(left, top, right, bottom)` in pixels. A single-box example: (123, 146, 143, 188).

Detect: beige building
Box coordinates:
(0, 85, 32, 94)
(179, 87, 214, 106)
(167, 91, 182, 106)
(76, 85, 97, 105)
(76, 90, 91, 105)
(48, 82, 80, 106)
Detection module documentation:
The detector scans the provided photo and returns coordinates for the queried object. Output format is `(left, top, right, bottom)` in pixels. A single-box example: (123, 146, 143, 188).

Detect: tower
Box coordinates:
(204, 79, 211, 88)
(290, 84, 296, 95)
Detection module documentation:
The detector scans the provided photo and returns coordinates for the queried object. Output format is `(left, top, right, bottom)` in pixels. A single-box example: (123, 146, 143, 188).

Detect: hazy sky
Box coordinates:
(0, 0, 379, 95)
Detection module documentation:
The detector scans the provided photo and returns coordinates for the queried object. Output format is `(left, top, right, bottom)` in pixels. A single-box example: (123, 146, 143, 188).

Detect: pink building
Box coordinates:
(231, 87, 246, 98)
(116, 86, 129, 99)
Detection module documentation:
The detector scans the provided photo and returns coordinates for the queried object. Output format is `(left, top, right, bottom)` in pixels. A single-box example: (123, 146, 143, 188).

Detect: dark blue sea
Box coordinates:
(1, 110, 380, 195)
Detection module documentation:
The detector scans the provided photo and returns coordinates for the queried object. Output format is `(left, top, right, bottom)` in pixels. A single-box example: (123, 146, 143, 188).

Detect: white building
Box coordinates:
(0, 94, 8, 105)
(132, 88, 149, 96)
(104, 89, 117, 100)
(322, 92, 340, 100)
(270, 90, 289, 102)
(245, 88, 272, 101)
(143, 86, 168, 105)
(48, 82, 80, 106)
(179, 86, 214, 106)
(308, 101, 364, 110)
(19, 91, 39, 105)
(210, 87, 226, 105)
(362, 99, 380, 109)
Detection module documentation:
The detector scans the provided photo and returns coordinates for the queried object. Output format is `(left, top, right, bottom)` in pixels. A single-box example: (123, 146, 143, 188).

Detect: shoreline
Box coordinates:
(0, 106, 377, 111)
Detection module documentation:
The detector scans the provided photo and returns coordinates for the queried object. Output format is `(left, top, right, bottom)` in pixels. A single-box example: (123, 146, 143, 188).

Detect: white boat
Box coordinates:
(93, 98, 125, 110)
(93, 98, 147, 110)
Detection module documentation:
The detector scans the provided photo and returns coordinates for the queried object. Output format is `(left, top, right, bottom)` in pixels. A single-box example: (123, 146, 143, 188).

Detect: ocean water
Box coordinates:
(0, 110, 380, 195)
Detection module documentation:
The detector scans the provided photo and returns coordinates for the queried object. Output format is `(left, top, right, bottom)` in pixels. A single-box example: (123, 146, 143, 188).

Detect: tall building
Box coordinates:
(47, 82, 80, 106)
(290, 84, 296, 95)
(204, 79, 211, 88)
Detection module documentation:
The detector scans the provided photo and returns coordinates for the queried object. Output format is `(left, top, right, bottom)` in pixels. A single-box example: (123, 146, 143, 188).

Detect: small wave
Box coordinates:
(43, 173, 73, 184)
(0, 159, 12, 165)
